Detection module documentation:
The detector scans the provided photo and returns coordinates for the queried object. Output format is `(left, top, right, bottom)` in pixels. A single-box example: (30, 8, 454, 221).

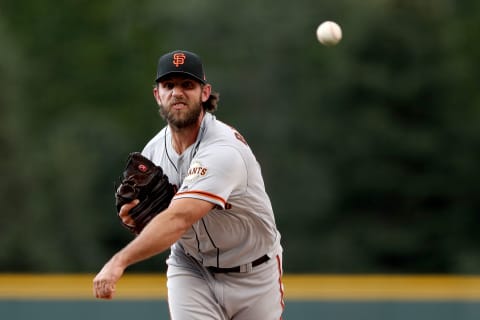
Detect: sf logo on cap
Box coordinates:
(173, 53, 186, 67)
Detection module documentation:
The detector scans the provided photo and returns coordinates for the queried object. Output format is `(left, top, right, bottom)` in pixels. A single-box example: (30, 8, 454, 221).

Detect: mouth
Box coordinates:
(171, 102, 187, 110)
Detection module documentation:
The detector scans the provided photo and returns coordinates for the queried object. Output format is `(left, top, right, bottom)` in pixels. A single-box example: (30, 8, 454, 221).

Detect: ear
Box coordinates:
(153, 85, 161, 105)
(201, 84, 212, 102)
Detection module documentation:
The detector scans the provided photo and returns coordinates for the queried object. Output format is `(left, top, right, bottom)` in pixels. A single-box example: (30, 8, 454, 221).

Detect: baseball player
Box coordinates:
(93, 50, 284, 319)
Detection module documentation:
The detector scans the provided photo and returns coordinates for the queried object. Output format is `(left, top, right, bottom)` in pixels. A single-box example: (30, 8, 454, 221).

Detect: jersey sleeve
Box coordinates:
(173, 146, 246, 208)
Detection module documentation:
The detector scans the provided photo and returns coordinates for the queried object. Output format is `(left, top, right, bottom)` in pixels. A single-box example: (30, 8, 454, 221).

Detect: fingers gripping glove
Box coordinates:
(115, 152, 176, 234)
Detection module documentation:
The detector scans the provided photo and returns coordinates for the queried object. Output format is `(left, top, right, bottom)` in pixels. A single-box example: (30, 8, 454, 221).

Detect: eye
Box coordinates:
(162, 82, 175, 90)
(182, 80, 195, 90)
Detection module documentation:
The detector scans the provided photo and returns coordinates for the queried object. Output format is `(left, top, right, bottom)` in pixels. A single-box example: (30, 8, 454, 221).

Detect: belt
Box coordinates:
(206, 255, 270, 273)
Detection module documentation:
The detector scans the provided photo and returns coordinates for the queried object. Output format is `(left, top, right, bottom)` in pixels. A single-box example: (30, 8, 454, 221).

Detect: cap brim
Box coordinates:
(155, 71, 206, 84)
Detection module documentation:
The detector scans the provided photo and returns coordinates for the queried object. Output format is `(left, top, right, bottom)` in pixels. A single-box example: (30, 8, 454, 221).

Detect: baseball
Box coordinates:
(316, 21, 342, 46)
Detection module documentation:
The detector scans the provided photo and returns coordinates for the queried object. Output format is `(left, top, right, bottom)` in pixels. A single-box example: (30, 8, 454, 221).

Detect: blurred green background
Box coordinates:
(1, 0, 480, 275)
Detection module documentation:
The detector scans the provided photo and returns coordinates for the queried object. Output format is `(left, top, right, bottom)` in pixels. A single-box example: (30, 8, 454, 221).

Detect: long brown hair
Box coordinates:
(203, 91, 220, 113)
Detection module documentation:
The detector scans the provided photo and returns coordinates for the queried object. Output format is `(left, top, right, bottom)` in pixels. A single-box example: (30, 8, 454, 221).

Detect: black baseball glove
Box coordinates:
(115, 152, 176, 234)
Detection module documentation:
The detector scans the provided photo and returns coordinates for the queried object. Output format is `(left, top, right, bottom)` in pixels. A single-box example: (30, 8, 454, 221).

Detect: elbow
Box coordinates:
(165, 198, 214, 237)
(175, 216, 192, 235)
(168, 210, 195, 237)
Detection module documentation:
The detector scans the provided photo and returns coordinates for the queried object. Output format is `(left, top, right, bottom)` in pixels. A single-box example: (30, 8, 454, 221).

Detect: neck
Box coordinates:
(170, 113, 205, 154)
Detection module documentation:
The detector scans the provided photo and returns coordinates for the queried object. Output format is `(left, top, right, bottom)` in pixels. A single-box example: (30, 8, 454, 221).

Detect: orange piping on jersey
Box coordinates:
(277, 254, 285, 318)
(174, 190, 226, 206)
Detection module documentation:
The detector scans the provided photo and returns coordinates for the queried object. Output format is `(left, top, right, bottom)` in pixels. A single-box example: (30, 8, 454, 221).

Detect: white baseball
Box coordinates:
(316, 21, 342, 46)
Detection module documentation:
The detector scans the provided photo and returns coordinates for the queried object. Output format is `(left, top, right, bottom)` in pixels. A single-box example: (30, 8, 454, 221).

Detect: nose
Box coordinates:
(171, 85, 184, 98)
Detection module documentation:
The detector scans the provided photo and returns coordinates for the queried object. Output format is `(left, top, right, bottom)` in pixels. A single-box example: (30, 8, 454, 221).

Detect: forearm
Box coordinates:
(111, 198, 213, 270)
(93, 198, 214, 300)
(111, 208, 189, 269)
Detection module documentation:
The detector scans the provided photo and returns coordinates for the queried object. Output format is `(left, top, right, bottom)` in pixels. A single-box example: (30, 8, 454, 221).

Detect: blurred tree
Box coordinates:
(0, 0, 479, 274)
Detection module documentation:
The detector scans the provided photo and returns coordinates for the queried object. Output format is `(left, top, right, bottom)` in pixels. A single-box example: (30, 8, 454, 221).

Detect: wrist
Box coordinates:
(110, 252, 130, 270)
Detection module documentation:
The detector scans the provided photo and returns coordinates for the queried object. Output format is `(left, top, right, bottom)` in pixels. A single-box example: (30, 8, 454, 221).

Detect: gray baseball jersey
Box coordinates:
(142, 112, 282, 269)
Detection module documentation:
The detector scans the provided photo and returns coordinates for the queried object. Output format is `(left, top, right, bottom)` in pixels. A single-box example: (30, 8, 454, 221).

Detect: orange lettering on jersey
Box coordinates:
(228, 125, 248, 146)
(187, 166, 208, 176)
(185, 161, 208, 182)
(173, 53, 186, 67)
(234, 131, 248, 146)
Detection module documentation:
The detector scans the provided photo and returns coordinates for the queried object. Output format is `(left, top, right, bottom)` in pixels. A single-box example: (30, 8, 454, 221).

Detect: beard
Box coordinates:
(159, 98, 203, 130)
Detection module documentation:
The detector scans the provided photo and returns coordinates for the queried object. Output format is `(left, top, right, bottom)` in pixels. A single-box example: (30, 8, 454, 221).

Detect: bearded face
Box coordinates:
(154, 77, 208, 130)
(158, 94, 203, 129)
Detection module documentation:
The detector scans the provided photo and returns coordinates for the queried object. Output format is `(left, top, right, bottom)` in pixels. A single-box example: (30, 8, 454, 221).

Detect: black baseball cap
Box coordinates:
(155, 50, 207, 84)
